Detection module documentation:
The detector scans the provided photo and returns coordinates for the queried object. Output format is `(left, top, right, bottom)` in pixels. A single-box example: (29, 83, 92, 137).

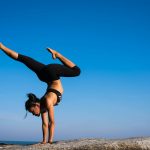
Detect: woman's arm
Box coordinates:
(47, 104, 55, 144)
(41, 112, 49, 144)
(44, 92, 57, 143)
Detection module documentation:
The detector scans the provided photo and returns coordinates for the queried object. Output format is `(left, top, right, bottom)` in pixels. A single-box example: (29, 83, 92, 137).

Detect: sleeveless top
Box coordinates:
(40, 88, 62, 113)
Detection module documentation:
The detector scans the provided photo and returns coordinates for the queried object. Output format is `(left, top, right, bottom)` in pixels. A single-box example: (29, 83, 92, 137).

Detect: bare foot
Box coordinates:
(0, 43, 3, 49)
(46, 48, 59, 59)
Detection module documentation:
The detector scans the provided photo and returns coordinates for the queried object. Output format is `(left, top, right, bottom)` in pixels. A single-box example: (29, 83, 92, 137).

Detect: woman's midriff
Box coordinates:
(47, 79, 63, 94)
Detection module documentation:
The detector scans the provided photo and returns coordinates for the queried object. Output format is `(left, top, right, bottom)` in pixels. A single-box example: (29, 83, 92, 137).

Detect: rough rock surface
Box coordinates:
(1, 137, 150, 150)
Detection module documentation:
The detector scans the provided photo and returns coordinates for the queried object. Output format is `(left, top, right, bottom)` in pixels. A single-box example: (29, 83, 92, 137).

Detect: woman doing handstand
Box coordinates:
(0, 43, 81, 144)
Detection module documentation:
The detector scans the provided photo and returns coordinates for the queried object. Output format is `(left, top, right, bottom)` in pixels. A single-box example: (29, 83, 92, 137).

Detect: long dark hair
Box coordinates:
(24, 93, 40, 118)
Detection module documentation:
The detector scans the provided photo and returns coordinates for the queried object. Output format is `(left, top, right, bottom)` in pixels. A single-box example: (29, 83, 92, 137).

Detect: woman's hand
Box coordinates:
(41, 112, 49, 145)
(40, 140, 47, 144)
(48, 141, 53, 144)
(33, 141, 47, 145)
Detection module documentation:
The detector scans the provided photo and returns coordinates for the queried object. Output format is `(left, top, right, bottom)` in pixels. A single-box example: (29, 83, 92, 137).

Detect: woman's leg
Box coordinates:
(47, 48, 81, 77)
(47, 48, 76, 68)
(0, 43, 45, 74)
(0, 43, 18, 59)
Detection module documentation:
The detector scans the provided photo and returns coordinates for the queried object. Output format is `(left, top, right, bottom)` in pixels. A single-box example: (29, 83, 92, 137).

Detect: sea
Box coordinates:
(0, 141, 38, 145)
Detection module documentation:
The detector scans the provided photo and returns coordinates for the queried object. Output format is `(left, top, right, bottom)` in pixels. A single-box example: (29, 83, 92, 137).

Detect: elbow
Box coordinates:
(42, 123, 49, 128)
(49, 121, 55, 126)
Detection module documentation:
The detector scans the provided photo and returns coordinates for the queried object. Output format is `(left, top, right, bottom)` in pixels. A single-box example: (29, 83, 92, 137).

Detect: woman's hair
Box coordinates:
(24, 93, 40, 119)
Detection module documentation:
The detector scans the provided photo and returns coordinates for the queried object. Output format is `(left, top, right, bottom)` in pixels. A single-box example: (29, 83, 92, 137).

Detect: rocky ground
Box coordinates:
(0, 137, 150, 150)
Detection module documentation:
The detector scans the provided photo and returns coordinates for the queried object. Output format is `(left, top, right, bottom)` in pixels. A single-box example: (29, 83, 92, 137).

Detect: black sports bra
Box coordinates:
(40, 88, 62, 113)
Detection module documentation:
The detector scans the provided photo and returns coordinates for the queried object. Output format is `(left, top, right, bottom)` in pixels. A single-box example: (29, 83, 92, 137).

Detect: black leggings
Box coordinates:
(17, 54, 81, 82)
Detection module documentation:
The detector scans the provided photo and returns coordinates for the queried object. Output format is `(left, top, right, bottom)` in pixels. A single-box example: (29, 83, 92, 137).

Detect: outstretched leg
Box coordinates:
(0, 43, 18, 60)
(47, 48, 76, 68)
(0, 43, 45, 75)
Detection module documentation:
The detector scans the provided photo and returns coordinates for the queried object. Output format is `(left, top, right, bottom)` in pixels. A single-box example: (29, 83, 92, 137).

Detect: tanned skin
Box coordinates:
(0, 42, 76, 144)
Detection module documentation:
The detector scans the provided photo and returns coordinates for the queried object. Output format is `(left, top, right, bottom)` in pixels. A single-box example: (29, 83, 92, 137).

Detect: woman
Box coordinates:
(0, 43, 81, 144)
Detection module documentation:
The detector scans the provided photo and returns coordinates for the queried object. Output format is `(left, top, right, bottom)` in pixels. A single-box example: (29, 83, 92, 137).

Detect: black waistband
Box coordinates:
(46, 88, 62, 96)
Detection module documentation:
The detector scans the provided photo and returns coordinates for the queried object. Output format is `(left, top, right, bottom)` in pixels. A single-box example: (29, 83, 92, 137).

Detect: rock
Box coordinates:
(1, 137, 150, 150)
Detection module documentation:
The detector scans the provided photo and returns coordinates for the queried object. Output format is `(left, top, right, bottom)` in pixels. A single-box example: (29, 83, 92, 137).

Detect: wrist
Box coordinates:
(48, 140, 53, 144)
(41, 140, 47, 144)
(42, 139, 47, 142)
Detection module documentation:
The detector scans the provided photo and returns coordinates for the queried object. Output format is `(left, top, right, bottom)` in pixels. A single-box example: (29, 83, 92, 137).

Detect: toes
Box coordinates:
(46, 48, 51, 51)
(46, 48, 57, 59)
(47, 48, 53, 53)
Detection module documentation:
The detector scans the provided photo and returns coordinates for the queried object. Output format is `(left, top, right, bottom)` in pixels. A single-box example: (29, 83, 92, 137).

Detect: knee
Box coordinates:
(49, 121, 55, 126)
(43, 122, 49, 128)
(77, 69, 81, 76)
(75, 66, 81, 76)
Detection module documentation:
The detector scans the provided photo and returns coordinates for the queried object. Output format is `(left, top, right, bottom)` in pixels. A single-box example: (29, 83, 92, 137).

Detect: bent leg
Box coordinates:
(47, 48, 76, 68)
(46, 48, 81, 77)
(59, 65, 81, 77)
(57, 53, 76, 68)
(47, 64, 81, 78)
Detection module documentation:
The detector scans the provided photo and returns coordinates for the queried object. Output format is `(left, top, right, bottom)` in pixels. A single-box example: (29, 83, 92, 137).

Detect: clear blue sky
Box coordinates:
(0, 0, 150, 141)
